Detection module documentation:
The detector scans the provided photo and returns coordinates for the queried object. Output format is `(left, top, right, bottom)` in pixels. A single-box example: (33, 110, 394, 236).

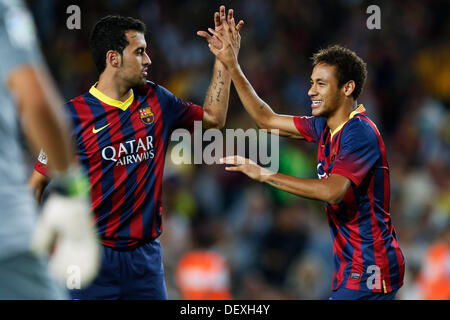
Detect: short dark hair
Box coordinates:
(311, 45, 367, 100)
(90, 15, 147, 74)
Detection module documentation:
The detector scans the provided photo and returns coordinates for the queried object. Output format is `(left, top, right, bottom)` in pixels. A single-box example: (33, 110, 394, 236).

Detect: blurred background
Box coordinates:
(26, 0, 449, 299)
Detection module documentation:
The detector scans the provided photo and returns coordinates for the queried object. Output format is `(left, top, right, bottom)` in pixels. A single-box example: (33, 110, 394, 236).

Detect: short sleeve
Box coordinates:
(0, 2, 43, 85)
(331, 119, 380, 187)
(293, 116, 327, 143)
(172, 98, 204, 133)
(34, 149, 49, 177)
(156, 85, 204, 133)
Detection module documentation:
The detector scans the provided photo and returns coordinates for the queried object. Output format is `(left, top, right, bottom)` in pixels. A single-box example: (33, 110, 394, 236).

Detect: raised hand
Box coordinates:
(219, 155, 274, 182)
(197, 6, 244, 67)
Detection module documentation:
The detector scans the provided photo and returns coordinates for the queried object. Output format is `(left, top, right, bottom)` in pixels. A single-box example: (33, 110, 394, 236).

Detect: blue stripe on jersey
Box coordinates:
(66, 101, 90, 177)
(324, 142, 331, 159)
(84, 95, 114, 239)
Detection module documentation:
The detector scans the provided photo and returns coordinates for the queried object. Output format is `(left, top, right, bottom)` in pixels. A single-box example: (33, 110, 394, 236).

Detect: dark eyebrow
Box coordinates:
(310, 78, 327, 82)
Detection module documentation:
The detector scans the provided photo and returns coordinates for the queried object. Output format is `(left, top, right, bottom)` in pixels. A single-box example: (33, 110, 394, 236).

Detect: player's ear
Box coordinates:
(106, 50, 122, 69)
(343, 80, 355, 97)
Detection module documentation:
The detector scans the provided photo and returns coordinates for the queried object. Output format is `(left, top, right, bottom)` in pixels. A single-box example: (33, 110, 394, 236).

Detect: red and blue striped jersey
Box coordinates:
(35, 81, 203, 249)
(293, 105, 405, 293)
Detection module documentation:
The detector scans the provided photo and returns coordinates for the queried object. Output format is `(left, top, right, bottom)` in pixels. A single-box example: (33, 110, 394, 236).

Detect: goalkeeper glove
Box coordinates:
(31, 166, 101, 289)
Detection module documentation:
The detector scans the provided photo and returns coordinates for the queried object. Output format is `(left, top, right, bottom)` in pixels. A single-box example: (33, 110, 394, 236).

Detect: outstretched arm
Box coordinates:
(220, 156, 351, 204)
(199, 6, 244, 129)
(199, 18, 304, 139)
(226, 64, 304, 138)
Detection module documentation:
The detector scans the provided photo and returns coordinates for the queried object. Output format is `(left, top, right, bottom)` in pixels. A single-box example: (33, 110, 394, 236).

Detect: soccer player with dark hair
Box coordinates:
(30, 7, 243, 299)
(200, 21, 405, 299)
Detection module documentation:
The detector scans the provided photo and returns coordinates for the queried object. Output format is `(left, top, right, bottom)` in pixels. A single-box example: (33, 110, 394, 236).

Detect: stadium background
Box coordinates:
(25, 0, 449, 299)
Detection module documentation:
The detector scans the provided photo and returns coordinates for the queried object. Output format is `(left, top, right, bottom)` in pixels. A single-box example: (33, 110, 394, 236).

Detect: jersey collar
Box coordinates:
(330, 104, 366, 139)
(89, 82, 134, 111)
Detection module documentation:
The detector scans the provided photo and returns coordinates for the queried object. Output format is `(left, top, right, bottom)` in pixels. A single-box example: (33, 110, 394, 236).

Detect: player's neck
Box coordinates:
(96, 73, 132, 102)
(326, 100, 357, 134)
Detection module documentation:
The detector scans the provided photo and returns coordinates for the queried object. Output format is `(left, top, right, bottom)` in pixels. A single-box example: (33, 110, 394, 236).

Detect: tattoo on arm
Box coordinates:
(207, 67, 227, 106)
(216, 87, 223, 102)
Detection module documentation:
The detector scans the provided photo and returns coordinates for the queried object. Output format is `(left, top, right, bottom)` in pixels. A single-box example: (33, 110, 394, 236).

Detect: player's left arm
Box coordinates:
(220, 156, 351, 204)
(200, 6, 244, 129)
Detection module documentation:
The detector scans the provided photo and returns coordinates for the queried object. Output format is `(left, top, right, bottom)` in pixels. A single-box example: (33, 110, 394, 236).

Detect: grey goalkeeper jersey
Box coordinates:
(0, 0, 45, 259)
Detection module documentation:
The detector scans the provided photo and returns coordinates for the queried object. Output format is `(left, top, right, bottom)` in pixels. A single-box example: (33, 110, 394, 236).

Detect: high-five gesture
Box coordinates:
(197, 5, 244, 68)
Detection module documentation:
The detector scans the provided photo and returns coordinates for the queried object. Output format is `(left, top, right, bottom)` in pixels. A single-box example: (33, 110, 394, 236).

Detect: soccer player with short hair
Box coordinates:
(31, 7, 243, 299)
(201, 20, 405, 299)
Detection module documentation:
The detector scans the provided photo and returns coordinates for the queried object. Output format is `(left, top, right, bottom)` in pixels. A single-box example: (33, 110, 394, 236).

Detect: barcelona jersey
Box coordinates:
(293, 105, 405, 293)
(35, 81, 203, 249)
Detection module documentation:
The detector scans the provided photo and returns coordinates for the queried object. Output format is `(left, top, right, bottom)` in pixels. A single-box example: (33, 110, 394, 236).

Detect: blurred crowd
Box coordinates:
(26, 0, 449, 299)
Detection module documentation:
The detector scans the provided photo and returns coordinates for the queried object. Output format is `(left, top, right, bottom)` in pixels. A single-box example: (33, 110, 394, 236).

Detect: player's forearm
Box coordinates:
(228, 64, 276, 129)
(202, 59, 231, 129)
(260, 173, 345, 204)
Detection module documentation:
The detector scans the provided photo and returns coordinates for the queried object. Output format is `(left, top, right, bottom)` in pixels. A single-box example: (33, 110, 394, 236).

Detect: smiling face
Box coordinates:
(308, 63, 344, 118)
(116, 30, 151, 87)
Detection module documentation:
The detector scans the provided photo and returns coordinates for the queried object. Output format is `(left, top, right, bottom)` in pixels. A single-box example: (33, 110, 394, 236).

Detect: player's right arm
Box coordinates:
(199, 19, 305, 139)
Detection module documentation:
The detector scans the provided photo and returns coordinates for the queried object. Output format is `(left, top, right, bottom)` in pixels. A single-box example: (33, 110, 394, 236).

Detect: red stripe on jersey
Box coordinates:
(127, 100, 148, 241)
(327, 209, 348, 290)
(147, 90, 165, 238)
(71, 97, 103, 224)
(101, 102, 127, 239)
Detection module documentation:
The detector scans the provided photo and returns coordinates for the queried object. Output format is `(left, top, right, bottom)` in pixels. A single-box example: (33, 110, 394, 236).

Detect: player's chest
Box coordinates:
(316, 131, 341, 179)
(76, 100, 160, 153)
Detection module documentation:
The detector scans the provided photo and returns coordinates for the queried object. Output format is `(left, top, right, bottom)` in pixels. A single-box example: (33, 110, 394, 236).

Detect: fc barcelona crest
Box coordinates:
(139, 106, 155, 125)
(331, 151, 336, 163)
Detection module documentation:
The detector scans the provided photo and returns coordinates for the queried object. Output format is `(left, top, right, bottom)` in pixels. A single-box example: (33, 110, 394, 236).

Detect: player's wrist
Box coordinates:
(259, 168, 276, 183)
(227, 61, 241, 76)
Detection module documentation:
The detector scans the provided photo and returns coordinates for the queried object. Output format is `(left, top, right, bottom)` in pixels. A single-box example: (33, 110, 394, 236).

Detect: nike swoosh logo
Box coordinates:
(92, 124, 109, 134)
